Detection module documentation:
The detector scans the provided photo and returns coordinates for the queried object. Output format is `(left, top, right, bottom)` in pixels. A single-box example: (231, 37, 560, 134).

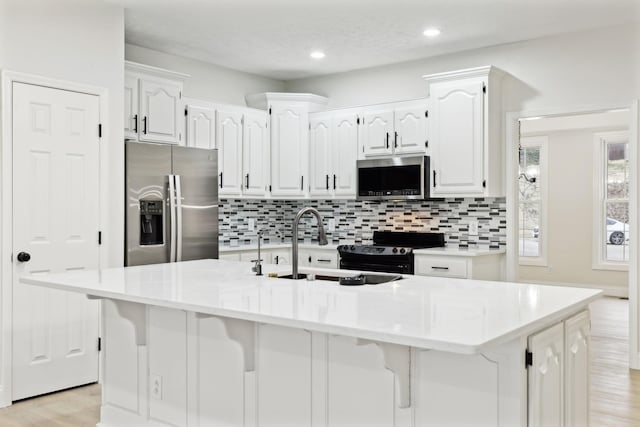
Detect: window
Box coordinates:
(519, 136, 548, 265)
(593, 131, 630, 269)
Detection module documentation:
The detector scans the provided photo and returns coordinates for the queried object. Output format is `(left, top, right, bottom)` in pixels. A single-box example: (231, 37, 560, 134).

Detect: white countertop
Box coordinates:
(413, 247, 506, 257)
(21, 259, 601, 355)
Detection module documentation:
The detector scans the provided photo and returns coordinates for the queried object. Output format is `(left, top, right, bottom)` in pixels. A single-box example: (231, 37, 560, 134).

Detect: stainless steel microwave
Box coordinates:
(357, 156, 433, 201)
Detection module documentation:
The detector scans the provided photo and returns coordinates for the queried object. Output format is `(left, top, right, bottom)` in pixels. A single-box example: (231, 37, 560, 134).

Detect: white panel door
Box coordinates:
(394, 103, 428, 155)
(528, 322, 565, 427)
(309, 115, 332, 197)
(360, 109, 393, 157)
(12, 82, 100, 400)
(124, 74, 139, 139)
(186, 105, 215, 149)
(217, 110, 243, 196)
(139, 77, 182, 144)
(242, 110, 270, 197)
(430, 77, 485, 195)
(271, 105, 307, 197)
(564, 311, 590, 427)
(332, 112, 358, 197)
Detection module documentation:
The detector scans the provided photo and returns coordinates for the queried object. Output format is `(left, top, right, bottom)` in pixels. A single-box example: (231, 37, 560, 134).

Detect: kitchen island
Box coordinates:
(22, 259, 601, 427)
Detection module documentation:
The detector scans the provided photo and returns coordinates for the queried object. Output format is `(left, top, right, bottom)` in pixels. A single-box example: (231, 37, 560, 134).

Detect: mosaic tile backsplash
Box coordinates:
(219, 198, 506, 249)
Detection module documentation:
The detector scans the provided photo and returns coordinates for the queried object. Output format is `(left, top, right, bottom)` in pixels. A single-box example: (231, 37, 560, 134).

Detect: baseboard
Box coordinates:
(519, 279, 627, 298)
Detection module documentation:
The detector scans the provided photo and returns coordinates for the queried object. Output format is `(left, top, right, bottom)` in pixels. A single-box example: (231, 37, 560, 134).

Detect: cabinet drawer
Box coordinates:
(415, 256, 468, 278)
(311, 252, 339, 268)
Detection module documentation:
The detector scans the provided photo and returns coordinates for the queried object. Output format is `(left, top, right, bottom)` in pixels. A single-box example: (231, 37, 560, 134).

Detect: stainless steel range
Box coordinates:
(337, 231, 445, 274)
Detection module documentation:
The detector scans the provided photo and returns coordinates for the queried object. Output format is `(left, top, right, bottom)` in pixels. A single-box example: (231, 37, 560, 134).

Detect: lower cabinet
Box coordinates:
(219, 246, 337, 269)
(528, 310, 590, 427)
(299, 248, 339, 269)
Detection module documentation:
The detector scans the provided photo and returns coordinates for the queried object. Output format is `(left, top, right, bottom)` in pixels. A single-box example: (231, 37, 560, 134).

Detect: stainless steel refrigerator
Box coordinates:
(125, 141, 219, 266)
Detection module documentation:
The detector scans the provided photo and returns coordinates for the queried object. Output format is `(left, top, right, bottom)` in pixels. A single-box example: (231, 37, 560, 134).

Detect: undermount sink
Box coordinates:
(276, 272, 403, 285)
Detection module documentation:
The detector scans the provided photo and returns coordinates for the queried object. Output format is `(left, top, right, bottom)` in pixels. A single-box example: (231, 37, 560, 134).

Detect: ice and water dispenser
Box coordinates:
(139, 199, 163, 246)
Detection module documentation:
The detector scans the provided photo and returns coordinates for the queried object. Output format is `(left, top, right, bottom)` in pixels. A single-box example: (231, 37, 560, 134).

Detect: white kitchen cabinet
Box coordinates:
(309, 114, 332, 197)
(528, 323, 565, 427)
(270, 249, 291, 266)
(358, 101, 428, 159)
(564, 311, 590, 427)
(186, 103, 215, 149)
(217, 110, 244, 196)
(332, 112, 358, 197)
(424, 66, 504, 197)
(246, 93, 328, 198)
(414, 251, 504, 280)
(124, 74, 139, 139)
(242, 110, 270, 197)
(299, 248, 339, 269)
(124, 61, 189, 145)
(394, 102, 428, 155)
(360, 108, 394, 157)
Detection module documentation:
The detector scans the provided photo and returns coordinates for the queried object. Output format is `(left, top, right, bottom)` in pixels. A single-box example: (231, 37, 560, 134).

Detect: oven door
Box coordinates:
(340, 258, 413, 274)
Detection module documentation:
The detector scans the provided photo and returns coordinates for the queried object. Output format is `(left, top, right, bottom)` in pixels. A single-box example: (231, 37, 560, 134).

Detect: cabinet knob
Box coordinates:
(16, 252, 31, 263)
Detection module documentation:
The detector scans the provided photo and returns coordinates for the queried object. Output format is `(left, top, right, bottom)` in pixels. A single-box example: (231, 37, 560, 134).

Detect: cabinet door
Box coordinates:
(332, 113, 358, 197)
(243, 111, 270, 197)
(528, 323, 564, 427)
(430, 78, 485, 196)
(271, 105, 307, 197)
(186, 105, 215, 149)
(309, 115, 332, 197)
(139, 77, 182, 144)
(360, 109, 393, 157)
(124, 74, 139, 139)
(216, 110, 243, 196)
(394, 103, 428, 155)
(270, 249, 291, 266)
(309, 251, 339, 269)
(564, 311, 590, 427)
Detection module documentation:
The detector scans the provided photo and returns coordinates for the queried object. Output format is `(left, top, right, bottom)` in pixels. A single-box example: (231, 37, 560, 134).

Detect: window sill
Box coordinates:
(519, 258, 548, 267)
(592, 262, 629, 272)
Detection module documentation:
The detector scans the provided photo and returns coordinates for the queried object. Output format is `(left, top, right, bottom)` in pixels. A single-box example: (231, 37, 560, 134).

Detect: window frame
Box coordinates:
(518, 135, 548, 267)
(592, 130, 630, 271)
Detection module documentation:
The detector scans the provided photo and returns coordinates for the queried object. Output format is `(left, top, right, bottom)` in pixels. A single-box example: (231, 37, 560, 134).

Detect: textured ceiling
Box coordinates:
(109, 0, 640, 80)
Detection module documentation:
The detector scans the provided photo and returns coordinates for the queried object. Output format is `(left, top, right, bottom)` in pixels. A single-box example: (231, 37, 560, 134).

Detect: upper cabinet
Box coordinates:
(124, 61, 189, 145)
(185, 101, 215, 149)
(217, 109, 244, 196)
(424, 66, 505, 197)
(358, 100, 428, 159)
(309, 113, 333, 197)
(246, 93, 328, 198)
(242, 110, 270, 197)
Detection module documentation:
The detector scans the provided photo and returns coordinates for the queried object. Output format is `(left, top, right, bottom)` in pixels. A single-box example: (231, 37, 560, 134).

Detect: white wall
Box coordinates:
(125, 43, 285, 106)
(0, 0, 125, 406)
(519, 112, 629, 292)
(285, 25, 640, 111)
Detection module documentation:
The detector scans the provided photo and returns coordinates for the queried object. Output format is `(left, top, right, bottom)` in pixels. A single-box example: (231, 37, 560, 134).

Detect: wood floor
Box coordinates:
(0, 297, 637, 426)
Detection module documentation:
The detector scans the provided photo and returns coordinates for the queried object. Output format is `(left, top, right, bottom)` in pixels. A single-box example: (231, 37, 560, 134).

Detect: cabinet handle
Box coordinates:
(431, 266, 449, 270)
(301, 176, 304, 191)
(326, 174, 329, 190)
(219, 172, 223, 188)
(246, 173, 250, 189)
(133, 114, 138, 133)
(317, 259, 332, 263)
(308, 255, 312, 263)
(142, 116, 147, 134)
(386, 132, 389, 149)
(433, 170, 436, 188)
(333, 174, 337, 190)
(275, 255, 279, 265)
(394, 131, 398, 148)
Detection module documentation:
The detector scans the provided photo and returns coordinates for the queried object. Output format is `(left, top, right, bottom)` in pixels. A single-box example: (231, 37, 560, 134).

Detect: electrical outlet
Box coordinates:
(328, 218, 335, 232)
(248, 218, 255, 232)
(468, 220, 479, 236)
(151, 374, 162, 400)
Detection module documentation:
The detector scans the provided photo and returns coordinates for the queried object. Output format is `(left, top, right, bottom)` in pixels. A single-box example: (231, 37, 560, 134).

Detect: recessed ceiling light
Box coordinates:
(423, 28, 441, 37)
(310, 51, 325, 59)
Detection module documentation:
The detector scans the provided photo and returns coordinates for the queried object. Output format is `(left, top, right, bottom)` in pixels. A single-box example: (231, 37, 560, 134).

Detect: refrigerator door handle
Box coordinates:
(175, 174, 183, 262)
(169, 174, 177, 263)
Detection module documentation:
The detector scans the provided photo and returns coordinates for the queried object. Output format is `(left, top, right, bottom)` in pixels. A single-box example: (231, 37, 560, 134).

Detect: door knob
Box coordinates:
(16, 252, 31, 263)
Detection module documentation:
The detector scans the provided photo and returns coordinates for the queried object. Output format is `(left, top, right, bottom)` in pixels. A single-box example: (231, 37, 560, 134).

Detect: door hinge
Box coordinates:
(483, 84, 486, 94)
(179, 91, 182, 99)
(425, 110, 429, 118)
(482, 179, 486, 188)
(525, 350, 533, 367)
(98, 231, 102, 245)
(308, 123, 311, 130)
(98, 337, 102, 352)
(98, 124, 102, 138)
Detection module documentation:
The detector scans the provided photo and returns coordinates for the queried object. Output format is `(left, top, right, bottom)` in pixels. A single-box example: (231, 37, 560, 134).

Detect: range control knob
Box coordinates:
(400, 248, 406, 254)
(392, 247, 398, 253)
(350, 245, 356, 251)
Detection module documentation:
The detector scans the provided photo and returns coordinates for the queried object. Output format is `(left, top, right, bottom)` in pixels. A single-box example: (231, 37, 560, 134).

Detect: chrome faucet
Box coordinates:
(292, 207, 328, 279)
